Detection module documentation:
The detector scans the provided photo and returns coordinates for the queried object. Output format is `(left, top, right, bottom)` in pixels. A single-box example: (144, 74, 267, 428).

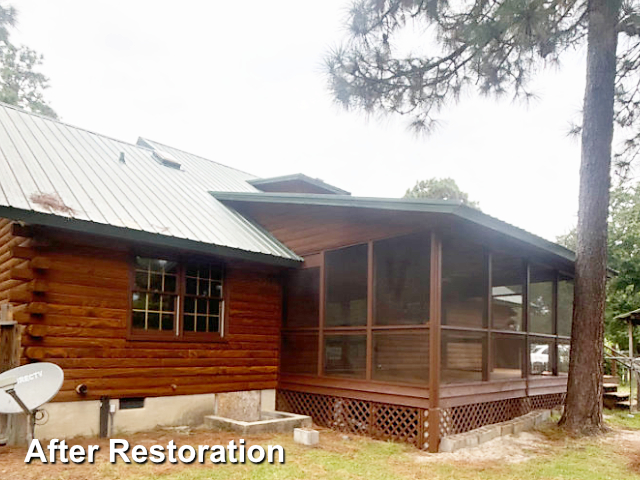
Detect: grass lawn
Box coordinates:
(2, 416, 640, 480)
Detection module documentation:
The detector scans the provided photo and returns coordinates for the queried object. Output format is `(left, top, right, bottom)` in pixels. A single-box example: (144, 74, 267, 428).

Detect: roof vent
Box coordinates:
(152, 150, 182, 170)
(119, 152, 125, 164)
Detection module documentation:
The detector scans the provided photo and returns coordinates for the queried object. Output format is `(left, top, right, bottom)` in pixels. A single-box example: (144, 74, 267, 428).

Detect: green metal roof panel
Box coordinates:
(0, 103, 301, 264)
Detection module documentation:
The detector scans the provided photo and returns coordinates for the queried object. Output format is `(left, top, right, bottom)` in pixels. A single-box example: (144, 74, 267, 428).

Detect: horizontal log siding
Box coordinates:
(0, 219, 30, 307)
(2, 224, 282, 403)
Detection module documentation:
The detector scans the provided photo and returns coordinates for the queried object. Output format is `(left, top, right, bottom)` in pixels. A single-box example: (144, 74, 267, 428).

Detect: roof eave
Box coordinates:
(211, 191, 576, 265)
(0, 206, 302, 268)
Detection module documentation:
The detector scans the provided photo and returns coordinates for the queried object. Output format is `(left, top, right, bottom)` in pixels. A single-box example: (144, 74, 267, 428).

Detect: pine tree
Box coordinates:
(0, 4, 56, 118)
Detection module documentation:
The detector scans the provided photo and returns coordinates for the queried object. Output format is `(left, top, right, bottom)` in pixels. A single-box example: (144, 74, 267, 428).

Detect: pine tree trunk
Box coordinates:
(559, 0, 619, 434)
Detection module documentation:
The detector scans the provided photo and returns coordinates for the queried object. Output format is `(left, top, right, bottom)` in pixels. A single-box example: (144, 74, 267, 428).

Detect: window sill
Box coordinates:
(127, 332, 228, 343)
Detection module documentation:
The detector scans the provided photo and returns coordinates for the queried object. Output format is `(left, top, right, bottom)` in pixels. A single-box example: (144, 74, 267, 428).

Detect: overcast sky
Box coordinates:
(11, 1, 591, 242)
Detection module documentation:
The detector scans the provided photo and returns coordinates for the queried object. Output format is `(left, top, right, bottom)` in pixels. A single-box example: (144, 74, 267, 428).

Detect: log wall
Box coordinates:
(0, 219, 30, 307)
(0, 219, 282, 403)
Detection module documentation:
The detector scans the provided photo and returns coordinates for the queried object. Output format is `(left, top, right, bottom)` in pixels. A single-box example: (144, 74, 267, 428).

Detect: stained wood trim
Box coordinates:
(428, 231, 442, 452)
(366, 241, 373, 380)
(317, 251, 325, 376)
(484, 250, 491, 382)
(524, 260, 530, 395)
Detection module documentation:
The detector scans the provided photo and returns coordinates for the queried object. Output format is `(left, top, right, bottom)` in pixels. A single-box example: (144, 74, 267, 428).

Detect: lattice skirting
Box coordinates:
(439, 393, 565, 436)
(276, 390, 428, 448)
(277, 390, 565, 450)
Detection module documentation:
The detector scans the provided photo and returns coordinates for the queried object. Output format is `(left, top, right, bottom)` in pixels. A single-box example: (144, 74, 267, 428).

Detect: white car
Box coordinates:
(530, 344, 550, 374)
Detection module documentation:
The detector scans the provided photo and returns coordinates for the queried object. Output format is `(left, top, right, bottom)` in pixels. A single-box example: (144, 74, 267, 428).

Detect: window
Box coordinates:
(183, 264, 223, 335)
(131, 256, 224, 339)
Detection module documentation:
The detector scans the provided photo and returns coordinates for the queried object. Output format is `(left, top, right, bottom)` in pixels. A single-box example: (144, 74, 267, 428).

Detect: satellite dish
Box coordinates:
(0, 362, 64, 414)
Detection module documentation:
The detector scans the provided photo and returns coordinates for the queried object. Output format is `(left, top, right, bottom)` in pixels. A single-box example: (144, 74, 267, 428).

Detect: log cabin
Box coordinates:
(0, 103, 574, 451)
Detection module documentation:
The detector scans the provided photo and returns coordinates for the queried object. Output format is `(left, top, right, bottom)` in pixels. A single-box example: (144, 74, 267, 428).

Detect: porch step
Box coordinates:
(604, 391, 630, 409)
(604, 375, 621, 385)
(616, 400, 632, 410)
(604, 383, 619, 393)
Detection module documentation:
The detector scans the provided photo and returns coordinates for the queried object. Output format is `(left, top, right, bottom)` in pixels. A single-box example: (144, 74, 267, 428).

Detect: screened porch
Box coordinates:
(281, 230, 573, 394)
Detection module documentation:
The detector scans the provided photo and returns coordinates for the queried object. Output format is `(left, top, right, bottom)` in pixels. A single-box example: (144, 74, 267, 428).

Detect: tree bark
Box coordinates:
(559, 0, 620, 434)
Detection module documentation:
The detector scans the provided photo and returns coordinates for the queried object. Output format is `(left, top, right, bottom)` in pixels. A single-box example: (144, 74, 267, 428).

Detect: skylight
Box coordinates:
(152, 150, 182, 170)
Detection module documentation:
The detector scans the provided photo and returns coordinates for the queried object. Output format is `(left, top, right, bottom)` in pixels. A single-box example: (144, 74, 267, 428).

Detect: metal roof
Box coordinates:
(0, 103, 301, 266)
(614, 308, 640, 325)
(211, 191, 577, 264)
(248, 173, 351, 195)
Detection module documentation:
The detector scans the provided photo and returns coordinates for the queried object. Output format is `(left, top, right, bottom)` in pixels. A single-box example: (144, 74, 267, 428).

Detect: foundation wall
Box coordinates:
(34, 389, 275, 440)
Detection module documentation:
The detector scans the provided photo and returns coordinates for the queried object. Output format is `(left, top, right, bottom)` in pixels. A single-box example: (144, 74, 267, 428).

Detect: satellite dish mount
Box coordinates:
(0, 363, 64, 443)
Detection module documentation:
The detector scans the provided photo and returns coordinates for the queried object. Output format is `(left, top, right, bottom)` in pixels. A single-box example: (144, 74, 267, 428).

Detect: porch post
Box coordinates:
(428, 232, 442, 452)
(630, 320, 635, 413)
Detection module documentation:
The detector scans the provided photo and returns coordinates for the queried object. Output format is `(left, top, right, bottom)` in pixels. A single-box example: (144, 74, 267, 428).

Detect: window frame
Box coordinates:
(128, 254, 227, 342)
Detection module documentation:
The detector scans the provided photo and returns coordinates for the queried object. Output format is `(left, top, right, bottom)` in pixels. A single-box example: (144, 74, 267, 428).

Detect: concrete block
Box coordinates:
(540, 410, 551, 421)
(215, 391, 261, 421)
(513, 416, 534, 434)
(439, 437, 454, 453)
(478, 426, 500, 444)
(534, 412, 546, 426)
(500, 422, 515, 436)
(294, 428, 319, 446)
(464, 434, 479, 448)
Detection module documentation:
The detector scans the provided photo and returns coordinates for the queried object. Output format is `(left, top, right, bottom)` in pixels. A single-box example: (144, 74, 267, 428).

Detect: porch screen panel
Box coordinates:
(282, 333, 319, 375)
(557, 275, 573, 337)
(285, 267, 320, 328)
(372, 331, 429, 384)
(441, 330, 487, 384)
(442, 239, 486, 328)
(324, 334, 367, 378)
(325, 245, 368, 327)
(529, 265, 554, 335)
(374, 233, 430, 325)
(491, 254, 524, 332)
(491, 334, 525, 380)
(529, 338, 554, 376)
(558, 341, 570, 374)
